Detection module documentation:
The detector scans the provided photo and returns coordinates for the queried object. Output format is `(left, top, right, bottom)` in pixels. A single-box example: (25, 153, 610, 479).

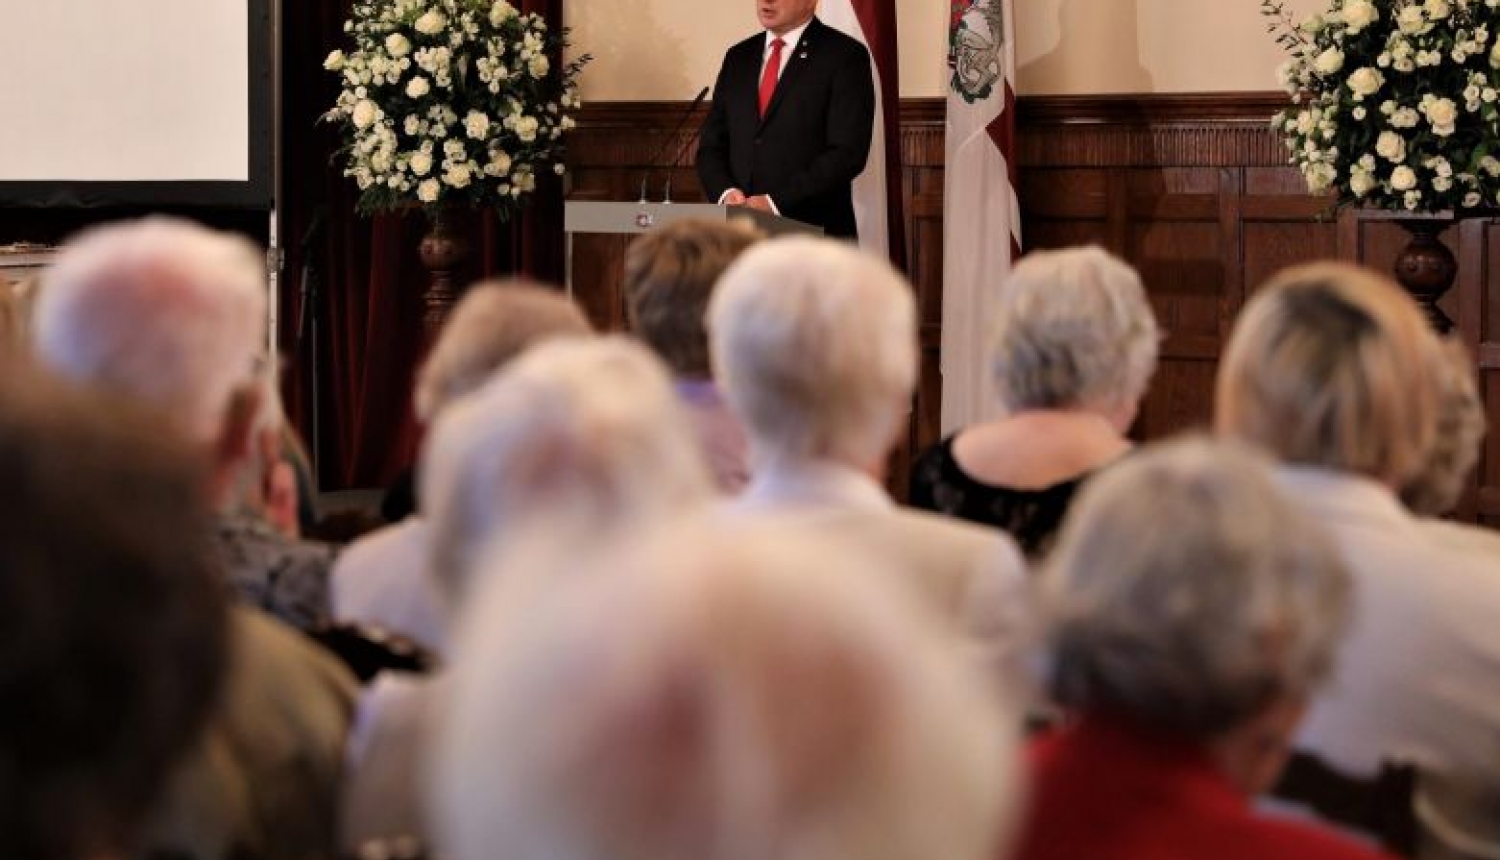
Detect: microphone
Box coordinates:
(661, 92, 710, 204)
(637, 86, 710, 204)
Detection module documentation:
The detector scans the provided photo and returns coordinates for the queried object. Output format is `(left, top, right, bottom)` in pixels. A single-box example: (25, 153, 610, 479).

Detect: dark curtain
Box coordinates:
(279, 0, 567, 492)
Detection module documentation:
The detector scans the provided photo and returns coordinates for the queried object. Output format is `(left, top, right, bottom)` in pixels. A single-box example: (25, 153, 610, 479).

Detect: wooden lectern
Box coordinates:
(563, 201, 820, 330)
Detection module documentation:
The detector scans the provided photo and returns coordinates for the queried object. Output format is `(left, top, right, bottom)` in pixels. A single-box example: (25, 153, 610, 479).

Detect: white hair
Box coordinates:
(32, 217, 266, 444)
(1042, 436, 1351, 738)
(708, 237, 916, 468)
(990, 246, 1159, 414)
(431, 517, 1021, 860)
(419, 335, 714, 605)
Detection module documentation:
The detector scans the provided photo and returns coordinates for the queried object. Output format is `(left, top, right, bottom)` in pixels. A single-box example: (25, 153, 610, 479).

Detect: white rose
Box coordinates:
(1391, 107, 1420, 129)
(464, 110, 490, 140)
(1350, 169, 1379, 196)
(1424, 97, 1459, 135)
(1434, 175, 1454, 192)
(417, 178, 441, 203)
(1353, 106, 1368, 120)
(406, 76, 431, 98)
(1426, 0, 1451, 19)
(352, 99, 378, 129)
(443, 164, 473, 188)
(1315, 48, 1345, 76)
(1299, 13, 1326, 34)
(1391, 165, 1418, 191)
(528, 54, 550, 78)
(488, 150, 512, 176)
(409, 151, 433, 176)
(515, 115, 539, 142)
(1465, 191, 1483, 207)
(490, 0, 518, 25)
(386, 34, 412, 57)
(1305, 161, 1337, 192)
(1405, 190, 1423, 210)
(1342, 0, 1380, 33)
(1376, 130, 1407, 162)
(404, 115, 422, 135)
(415, 9, 447, 35)
(324, 50, 346, 71)
(1398, 5, 1428, 34)
(560, 115, 576, 131)
(1481, 155, 1500, 176)
(1347, 67, 1385, 100)
(554, 162, 567, 175)
(1490, 41, 1500, 68)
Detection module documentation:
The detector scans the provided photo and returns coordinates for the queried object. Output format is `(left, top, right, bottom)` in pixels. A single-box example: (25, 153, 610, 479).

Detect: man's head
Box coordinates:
(708, 236, 917, 473)
(32, 217, 268, 498)
(0, 367, 229, 860)
(758, 0, 818, 35)
(623, 218, 760, 379)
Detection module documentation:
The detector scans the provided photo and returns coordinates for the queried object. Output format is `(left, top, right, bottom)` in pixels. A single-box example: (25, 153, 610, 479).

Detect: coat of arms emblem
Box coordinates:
(949, 0, 1006, 103)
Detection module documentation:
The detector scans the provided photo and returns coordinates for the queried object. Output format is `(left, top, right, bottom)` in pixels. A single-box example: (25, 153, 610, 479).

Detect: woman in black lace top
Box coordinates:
(910, 247, 1160, 558)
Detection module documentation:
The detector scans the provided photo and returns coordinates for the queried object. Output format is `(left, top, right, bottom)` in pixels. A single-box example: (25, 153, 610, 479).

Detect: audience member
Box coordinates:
(708, 236, 1027, 673)
(340, 336, 713, 853)
(1014, 436, 1387, 860)
(1216, 262, 1500, 857)
(33, 217, 334, 630)
(332, 280, 592, 654)
(430, 518, 1022, 860)
(623, 217, 759, 492)
(0, 368, 229, 860)
(31, 217, 358, 860)
(909, 246, 1159, 557)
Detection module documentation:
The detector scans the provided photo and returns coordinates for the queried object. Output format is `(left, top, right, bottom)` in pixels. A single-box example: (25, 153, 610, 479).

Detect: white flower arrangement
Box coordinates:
(324, 0, 589, 216)
(1266, 0, 1500, 212)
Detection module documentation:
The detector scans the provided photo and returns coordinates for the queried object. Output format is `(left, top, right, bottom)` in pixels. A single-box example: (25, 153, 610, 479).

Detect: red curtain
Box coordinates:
(279, 0, 567, 491)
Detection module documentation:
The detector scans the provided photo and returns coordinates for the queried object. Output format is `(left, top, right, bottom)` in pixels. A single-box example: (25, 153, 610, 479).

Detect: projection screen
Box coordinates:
(0, 0, 273, 208)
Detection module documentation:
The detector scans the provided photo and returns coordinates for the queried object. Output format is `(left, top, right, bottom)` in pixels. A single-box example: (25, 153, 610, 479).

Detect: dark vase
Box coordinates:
(1392, 219, 1457, 334)
(417, 205, 472, 338)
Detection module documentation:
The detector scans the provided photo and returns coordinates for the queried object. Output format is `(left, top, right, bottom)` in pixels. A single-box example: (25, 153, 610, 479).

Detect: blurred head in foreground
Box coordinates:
(431, 519, 1021, 860)
(1400, 336, 1486, 516)
(0, 367, 228, 860)
(421, 336, 713, 608)
(1042, 436, 1350, 795)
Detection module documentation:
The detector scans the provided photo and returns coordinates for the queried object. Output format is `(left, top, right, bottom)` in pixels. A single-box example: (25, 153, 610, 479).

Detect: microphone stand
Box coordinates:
(637, 86, 710, 203)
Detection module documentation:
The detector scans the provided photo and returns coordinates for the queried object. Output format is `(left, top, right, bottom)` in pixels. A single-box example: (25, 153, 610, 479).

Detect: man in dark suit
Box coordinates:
(696, 0, 875, 240)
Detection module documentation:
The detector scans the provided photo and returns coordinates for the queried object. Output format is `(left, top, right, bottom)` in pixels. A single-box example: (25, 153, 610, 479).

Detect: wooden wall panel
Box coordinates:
(567, 94, 1499, 520)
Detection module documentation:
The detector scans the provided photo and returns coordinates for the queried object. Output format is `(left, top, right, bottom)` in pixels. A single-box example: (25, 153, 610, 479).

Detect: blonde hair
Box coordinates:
(413, 280, 592, 421)
(624, 218, 761, 377)
(990, 246, 1159, 414)
(1215, 262, 1440, 486)
(1401, 336, 1486, 516)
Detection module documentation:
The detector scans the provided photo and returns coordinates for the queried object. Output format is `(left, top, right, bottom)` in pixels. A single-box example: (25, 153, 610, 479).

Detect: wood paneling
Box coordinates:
(567, 93, 1500, 521)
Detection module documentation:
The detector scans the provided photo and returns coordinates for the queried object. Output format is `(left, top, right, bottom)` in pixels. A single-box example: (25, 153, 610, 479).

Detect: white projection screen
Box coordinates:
(0, 0, 273, 208)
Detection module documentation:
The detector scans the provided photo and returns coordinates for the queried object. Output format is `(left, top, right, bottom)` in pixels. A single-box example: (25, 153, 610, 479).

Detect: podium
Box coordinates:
(563, 201, 820, 330)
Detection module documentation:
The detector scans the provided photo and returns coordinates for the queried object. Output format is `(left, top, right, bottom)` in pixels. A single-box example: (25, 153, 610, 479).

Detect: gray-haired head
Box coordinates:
(431, 517, 1021, 860)
(708, 236, 916, 469)
(32, 217, 267, 446)
(420, 335, 714, 606)
(989, 246, 1159, 419)
(1042, 436, 1351, 738)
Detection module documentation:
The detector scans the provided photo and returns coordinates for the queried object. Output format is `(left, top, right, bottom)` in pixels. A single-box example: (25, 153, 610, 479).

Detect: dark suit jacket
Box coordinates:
(696, 17, 874, 239)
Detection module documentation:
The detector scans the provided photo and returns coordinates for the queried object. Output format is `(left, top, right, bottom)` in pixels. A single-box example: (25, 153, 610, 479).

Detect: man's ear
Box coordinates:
(210, 385, 262, 501)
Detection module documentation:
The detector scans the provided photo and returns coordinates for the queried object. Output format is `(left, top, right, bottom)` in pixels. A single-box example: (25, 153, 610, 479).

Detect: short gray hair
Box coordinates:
(1401, 336, 1486, 517)
(432, 518, 1020, 860)
(414, 280, 593, 422)
(990, 246, 1158, 414)
(1042, 436, 1350, 738)
(32, 217, 266, 444)
(708, 237, 916, 467)
(420, 336, 714, 604)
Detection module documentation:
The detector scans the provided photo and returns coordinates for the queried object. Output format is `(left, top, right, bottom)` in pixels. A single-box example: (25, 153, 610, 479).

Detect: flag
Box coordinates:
(941, 0, 1019, 433)
(818, 0, 905, 267)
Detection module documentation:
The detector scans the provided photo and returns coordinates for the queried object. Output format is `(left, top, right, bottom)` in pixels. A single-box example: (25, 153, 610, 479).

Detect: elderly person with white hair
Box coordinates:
(1012, 436, 1389, 860)
(1216, 262, 1500, 858)
(709, 236, 1027, 672)
(339, 336, 715, 854)
(31, 217, 357, 860)
(430, 517, 1022, 860)
(35, 217, 334, 629)
(331, 280, 593, 653)
(910, 246, 1159, 558)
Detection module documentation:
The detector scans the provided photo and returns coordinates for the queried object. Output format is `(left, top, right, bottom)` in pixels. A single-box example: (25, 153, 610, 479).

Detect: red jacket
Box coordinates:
(1008, 717, 1395, 860)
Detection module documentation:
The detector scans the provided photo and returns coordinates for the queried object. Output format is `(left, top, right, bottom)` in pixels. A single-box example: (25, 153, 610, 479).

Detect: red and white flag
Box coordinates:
(942, 0, 1019, 433)
(819, 0, 905, 266)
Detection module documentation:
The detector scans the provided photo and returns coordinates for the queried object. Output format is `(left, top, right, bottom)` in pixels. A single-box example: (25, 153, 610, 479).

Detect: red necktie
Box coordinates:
(758, 38, 785, 117)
